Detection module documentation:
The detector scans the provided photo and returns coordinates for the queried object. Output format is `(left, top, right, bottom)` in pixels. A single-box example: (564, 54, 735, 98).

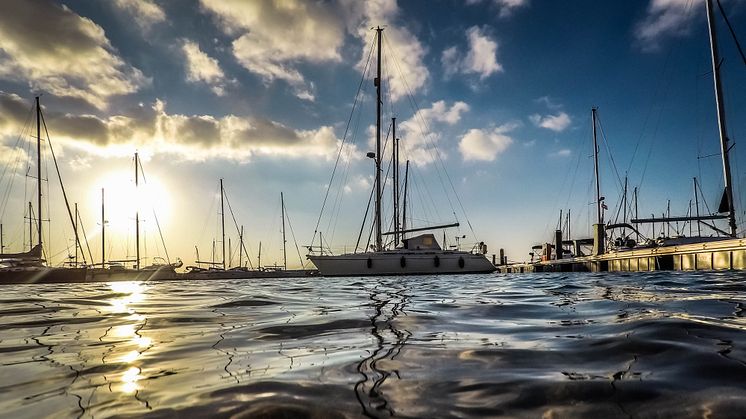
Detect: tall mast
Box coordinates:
(634, 187, 639, 242)
(28, 202, 32, 251)
(135, 152, 140, 269)
(258, 241, 262, 268)
(239, 225, 244, 267)
(402, 160, 410, 237)
(592, 108, 602, 225)
(74, 203, 78, 265)
(1, 223, 4, 253)
(101, 188, 105, 267)
(694, 178, 701, 236)
(706, 0, 737, 237)
(36, 96, 42, 249)
(281, 192, 287, 270)
(374, 26, 383, 252)
(220, 179, 226, 270)
(392, 118, 399, 247)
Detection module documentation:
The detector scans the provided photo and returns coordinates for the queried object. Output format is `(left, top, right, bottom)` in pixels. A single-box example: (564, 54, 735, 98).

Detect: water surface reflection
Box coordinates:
(1, 273, 746, 417)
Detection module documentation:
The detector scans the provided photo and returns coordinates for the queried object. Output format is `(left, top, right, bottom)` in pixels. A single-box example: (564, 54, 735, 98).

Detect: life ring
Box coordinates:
(367, 257, 373, 268)
(458, 256, 465, 268)
(434, 256, 440, 267)
(400, 256, 406, 268)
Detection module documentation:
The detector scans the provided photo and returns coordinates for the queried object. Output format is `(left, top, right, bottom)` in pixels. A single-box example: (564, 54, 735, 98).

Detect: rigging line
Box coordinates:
(312, 34, 376, 244)
(222, 189, 254, 269)
(282, 203, 306, 269)
(596, 113, 624, 191)
(544, 115, 591, 239)
(355, 173, 376, 253)
(0, 104, 34, 218)
(77, 209, 94, 265)
(639, 0, 694, 190)
(41, 111, 85, 264)
(384, 34, 477, 241)
(323, 102, 367, 243)
(198, 190, 217, 252)
(716, 0, 746, 67)
(136, 159, 170, 264)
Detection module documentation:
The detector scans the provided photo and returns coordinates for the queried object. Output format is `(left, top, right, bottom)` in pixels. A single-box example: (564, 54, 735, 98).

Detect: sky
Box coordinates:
(1, 0, 745, 267)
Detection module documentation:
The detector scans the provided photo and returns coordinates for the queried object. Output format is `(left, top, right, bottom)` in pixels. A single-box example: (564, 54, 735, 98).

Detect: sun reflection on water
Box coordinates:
(121, 366, 143, 394)
(106, 281, 151, 396)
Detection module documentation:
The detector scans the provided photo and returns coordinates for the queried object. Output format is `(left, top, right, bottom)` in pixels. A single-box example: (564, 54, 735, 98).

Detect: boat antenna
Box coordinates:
(706, 0, 737, 237)
(374, 26, 384, 252)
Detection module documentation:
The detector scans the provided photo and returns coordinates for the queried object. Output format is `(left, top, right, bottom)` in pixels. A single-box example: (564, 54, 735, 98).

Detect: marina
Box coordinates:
(1, 0, 746, 417)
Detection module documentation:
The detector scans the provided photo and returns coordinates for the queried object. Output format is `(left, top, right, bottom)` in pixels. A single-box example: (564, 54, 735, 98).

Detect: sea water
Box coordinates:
(1, 272, 745, 418)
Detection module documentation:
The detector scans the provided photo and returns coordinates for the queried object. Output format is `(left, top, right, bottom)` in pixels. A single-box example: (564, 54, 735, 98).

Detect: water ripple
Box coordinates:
(1, 272, 746, 417)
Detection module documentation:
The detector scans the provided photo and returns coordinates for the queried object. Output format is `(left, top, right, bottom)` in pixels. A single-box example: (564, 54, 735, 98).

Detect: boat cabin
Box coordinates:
(402, 234, 441, 251)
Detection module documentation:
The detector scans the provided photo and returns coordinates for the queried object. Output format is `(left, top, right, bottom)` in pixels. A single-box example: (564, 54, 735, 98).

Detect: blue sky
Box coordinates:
(0, 0, 745, 267)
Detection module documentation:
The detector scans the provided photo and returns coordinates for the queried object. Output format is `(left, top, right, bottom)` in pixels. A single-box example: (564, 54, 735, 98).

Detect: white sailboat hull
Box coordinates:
(308, 251, 495, 276)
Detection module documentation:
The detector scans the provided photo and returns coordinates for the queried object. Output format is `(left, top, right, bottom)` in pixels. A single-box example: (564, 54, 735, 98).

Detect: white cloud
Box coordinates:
(0, 91, 344, 162)
(199, 0, 344, 100)
(0, 0, 148, 109)
(442, 26, 502, 80)
(635, 0, 696, 51)
(113, 0, 165, 29)
(534, 96, 562, 110)
(182, 41, 229, 96)
(398, 100, 470, 165)
(529, 112, 571, 132)
(350, 0, 430, 101)
(459, 122, 516, 162)
(549, 148, 571, 158)
(466, 0, 529, 18)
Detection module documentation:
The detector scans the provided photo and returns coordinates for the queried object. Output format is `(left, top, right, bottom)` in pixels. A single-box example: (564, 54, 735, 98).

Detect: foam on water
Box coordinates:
(1, 272, 746, 418)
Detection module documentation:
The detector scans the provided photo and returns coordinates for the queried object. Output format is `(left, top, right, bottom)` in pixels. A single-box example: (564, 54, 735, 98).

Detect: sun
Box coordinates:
(89, 170, 172, 237)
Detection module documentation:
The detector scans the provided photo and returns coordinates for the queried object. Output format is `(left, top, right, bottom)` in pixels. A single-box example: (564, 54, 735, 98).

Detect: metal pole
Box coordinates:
(36, 97, 42, 249)
(706, 0, 737, 237)
(666, 200, 671, 237)
(220, 179, 225, 270)
(74, 203, 78, 266)
(374, 27, 383, 252)
(28, 202, 32, 251)
(392, 118, 399, 247)
(634, 187, 639, 242)
(1, 223, 3, 253)
(402, 173, 409, 238)
(239, 225, 244, 267)
(592, 108, 602, 225)
(135, 152, 140, 270)
(694, 177, 701, 236)
(281, 192, 287, 270)
(101, 188, 105, 267)
(623, 177, 628, 237)
(258, 241, 262, 268)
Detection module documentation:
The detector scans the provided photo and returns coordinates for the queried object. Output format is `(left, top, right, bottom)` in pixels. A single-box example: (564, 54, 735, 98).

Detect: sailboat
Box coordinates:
(87, 152, 180, 281)
(0, 97, 87, 283)
(184, 183, 314, 279)
(307, 27, 495, 277)
(499, 0, 746, 273)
